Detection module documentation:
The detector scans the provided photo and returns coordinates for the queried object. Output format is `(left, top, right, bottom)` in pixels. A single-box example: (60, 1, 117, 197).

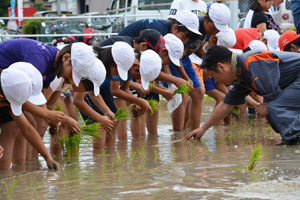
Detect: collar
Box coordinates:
(231, 52, 240, 84)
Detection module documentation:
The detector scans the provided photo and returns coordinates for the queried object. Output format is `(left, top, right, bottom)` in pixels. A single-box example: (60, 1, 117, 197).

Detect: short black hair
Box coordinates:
(81, 78, 94, 91)
(206, 10, 213, 22)
(250, 0, 271, 12)
(201, 46, 232, 72)
(55, 44, 72, 77)
(283, 37, 300, 51)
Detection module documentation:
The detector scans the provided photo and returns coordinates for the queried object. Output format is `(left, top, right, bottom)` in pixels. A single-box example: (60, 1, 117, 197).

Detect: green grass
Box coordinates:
(115, 108, 129, 120)
(174, 83, 191, 96)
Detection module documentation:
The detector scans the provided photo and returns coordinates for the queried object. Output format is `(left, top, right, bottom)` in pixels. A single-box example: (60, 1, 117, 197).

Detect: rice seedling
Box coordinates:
(54, 102, 63, 112)
(80, 122, 101, 137)
(129, 150, 137, 164)
(148, 81, 156, 90)
(115, 107, 129, 120)
(59, 134, 82, 157)
(154, 148, 158, 164)
(29, 175, 42, 196)
(147, 99, 159, 115)
(113, 150, 126, 166)
(137, 146, 145, 160)
(247, 144, 264, 171)
(174, 83, 191, 96)
(3, 176, 22, 198)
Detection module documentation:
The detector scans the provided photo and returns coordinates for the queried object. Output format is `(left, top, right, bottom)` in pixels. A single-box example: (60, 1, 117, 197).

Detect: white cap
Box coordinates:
(249, 40, 268, 51)
(263, 30, 280, 51)
(112, 41, 135, 81)
(140, 50, 162, 90)
(164, 33, 184, 66)
(71, 42, 95, 87)
(1, 68, 32, 116)
(216, 28, 236, 48)
(209, 3, 231, 32)
(87, 58, 107, 96)
(9, 62, 46, 105)
(175, 10, 202, 36)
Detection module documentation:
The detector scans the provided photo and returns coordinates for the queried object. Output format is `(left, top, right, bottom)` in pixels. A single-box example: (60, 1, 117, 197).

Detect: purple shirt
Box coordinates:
(0, 39, 59, 88)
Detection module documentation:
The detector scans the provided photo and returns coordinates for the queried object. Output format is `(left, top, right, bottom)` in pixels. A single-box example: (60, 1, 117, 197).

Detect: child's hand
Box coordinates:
(65, 116, 81, 133)
(99, 116, 115, 132)
(162, 89, 175, 101)
(48, 110, 65, 124)
(47, 158, 60, 170)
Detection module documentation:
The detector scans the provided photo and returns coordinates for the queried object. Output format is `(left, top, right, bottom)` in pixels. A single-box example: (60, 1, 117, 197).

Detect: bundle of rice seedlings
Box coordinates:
(54, 102, 63, 112)
(147, 99, 159, 115)
(247, 144, 263, 171)
(231, 106, 240, 118)
(59, 134, 82, 157)
(80, 122, 101, 137)
(115, 107, 129, 120)
(148, 81, 156, 90)
(174, 83, 191, 96)
(129, 104, 139, 118)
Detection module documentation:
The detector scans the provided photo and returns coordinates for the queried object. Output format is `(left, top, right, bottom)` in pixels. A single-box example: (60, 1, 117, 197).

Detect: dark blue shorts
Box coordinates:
(0, 106, 14, 124)
(169, 56, 201, 88)
(138, 92, 160, 102)
(204, 77, 216, 91)
(80, 84, 117, 125)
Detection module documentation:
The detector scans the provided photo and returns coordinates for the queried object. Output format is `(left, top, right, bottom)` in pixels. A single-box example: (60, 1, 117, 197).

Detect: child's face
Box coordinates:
(59, 54, 73, 85)
(160, 48, 172, 65)
(128, 57, 140, 80)
(259, 0, 273, 11)
(204, 17, 219, 36)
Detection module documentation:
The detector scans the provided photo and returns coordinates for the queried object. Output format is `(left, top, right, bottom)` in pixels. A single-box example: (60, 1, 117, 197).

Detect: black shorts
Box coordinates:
(0, 106, 14, 124)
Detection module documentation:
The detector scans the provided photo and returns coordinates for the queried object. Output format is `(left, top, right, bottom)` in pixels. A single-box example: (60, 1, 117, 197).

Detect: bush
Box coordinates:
(22, 19, 45, 40)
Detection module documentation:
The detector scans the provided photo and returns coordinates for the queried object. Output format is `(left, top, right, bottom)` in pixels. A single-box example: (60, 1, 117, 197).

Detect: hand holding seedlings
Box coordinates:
(47, 158, 60, 170)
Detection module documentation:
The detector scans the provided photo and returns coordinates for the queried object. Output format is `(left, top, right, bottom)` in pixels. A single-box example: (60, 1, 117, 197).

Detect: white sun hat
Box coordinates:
(209, 3, 231, 32)
(1, 68, 32, 116)
(140, 50, 162, 90)
(112, 41, 135, 81)
(87, 58, 107, 96)
(9, 62, 46, 105)
(216, 28, 237, 48)
(71, 42, 95, 87)
(175, 10, 202, 36)
(164, 33, 184, 66)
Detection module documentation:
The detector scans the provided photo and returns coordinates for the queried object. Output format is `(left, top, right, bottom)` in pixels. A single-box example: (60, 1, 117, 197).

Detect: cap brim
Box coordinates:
(169, 54, 181, 67)
(214, 23, 229, 32)
(28, 93, 47, 105)
(187, 27, 202, 36)
(93, 83, 100, 96)
(72, 69, 81, 87)
(141, 76, 149, 91)
(10, 102, 22, 116)
(117, 66, 128, 81)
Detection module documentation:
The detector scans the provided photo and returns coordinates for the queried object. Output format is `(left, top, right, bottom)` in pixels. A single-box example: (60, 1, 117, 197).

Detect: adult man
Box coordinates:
(186, 46, 300, 144)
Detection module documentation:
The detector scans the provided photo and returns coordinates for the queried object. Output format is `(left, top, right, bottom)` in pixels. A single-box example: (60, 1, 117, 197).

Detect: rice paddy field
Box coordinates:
(1, 98, 300, 200)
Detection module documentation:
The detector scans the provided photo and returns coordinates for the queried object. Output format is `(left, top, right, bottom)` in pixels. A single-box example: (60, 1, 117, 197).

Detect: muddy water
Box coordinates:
(1, 99, 300, 200)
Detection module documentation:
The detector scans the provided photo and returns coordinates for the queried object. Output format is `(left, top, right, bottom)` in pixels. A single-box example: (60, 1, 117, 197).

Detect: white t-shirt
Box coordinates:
(168, 0, 207, 19)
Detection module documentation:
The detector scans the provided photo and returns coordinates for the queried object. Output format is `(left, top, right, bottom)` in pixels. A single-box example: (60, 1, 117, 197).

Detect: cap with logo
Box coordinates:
(175, 10, 202, 36)
(112, 41, 135, 81)
(140, 50, 162, 90)
(71, 42, 95, 87)
(263, 30, 280, 51)
(278, 30, 300, 51)
(139, 29, 165, 54)
(164, 33, 184, 66)
(209, 3, 231, 32)
(9, 62, 46, 105)
(1, 68, 32, 116)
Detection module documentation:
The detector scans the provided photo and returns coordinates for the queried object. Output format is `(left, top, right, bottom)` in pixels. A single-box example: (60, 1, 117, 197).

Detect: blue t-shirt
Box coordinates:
(0, 39, 59, 88)
(118, 19, 171, 37)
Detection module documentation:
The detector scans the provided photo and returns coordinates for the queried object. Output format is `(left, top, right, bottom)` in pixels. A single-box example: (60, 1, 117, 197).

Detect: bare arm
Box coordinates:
(185, 101, 234, 139)
(12, 113, 59, 170)
(157, 71, 189, 88)
(89, 91, 115, 119)
(256, 23, 267, 34)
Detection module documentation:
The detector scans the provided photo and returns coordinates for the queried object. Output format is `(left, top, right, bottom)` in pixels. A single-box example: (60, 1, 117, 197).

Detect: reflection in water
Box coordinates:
(1, 99, 300, 199)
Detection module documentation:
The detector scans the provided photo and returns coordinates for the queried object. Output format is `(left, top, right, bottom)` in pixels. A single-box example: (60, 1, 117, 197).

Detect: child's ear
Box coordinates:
(62, 53, 71, 62)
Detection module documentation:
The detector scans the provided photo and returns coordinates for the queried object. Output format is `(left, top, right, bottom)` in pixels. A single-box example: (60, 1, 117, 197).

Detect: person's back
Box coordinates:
(118, 19, 171, 37)
(231, 28, 259, 50)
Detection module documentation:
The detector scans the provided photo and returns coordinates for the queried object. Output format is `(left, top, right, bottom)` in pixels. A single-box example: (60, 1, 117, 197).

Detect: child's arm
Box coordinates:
(110, 79, 152, 116)
(157, 71, 190, 89)
(89, 91, 115, 120)
(73, 91, 114, 131)
(12, 113, 59, 170)
(0, 145, 3, 159)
